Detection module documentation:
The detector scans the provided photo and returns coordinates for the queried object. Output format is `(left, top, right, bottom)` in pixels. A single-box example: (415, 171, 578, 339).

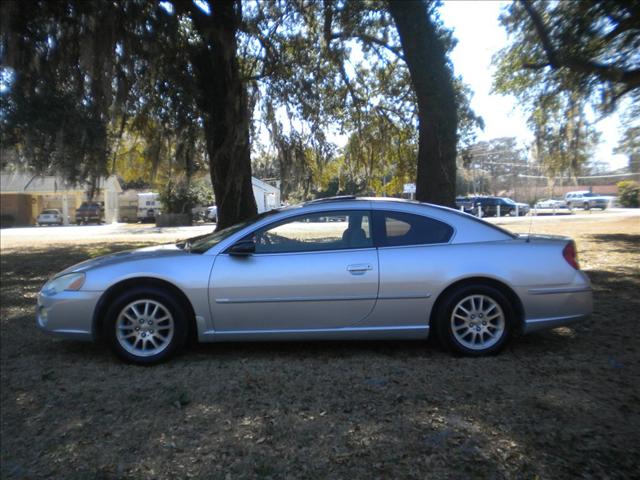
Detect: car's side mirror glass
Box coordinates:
(228, 240, 255, 256)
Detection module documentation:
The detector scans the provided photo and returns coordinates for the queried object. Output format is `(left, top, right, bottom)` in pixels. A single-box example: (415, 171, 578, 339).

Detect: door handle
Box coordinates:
(347, 264, 372, 273)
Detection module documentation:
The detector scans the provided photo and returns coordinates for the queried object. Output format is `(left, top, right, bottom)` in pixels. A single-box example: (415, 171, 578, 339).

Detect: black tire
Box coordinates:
(103, 286, 189, 365)
(583, 202, 590, 210)
(435, 284, 514, 356)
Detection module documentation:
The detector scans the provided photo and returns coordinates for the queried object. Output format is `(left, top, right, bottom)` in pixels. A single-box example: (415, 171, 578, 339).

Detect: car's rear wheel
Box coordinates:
(103, 287, 188, 365)
(436, 285, 514, 356)
(583, 202, 590, 210)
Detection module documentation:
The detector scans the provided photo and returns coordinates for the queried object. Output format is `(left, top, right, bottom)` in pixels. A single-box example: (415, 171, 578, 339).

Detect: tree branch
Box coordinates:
(330, 31, 404, 61)
(521, 0, 640, 90)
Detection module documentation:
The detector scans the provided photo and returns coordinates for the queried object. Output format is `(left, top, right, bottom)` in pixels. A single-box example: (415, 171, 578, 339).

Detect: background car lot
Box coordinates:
(455, 196, 529, 216)
(1, 211, 639, 478)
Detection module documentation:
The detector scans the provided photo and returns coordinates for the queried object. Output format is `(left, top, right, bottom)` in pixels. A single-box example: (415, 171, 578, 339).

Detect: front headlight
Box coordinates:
(41, 272, 86, 295)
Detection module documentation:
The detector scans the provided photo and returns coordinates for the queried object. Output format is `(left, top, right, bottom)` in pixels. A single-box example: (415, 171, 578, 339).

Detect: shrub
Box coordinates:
(617, 180, 640, 208)
(159, 177, 213, 215)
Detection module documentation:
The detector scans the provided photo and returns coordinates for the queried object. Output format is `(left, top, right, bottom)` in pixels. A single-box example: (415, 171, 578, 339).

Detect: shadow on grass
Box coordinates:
(587, 233, 640, 254)
(2, 239, 640, 478)
(0, 243, 158, 311)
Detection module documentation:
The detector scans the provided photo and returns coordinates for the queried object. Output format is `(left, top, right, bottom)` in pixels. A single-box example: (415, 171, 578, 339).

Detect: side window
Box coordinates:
(250, 211, 372, 254)
(376, 211, 453, 247)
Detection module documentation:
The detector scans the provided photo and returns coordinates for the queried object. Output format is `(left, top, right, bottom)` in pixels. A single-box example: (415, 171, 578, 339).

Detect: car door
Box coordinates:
(209, 210, 379, 332)
(369, 210, 455, 328)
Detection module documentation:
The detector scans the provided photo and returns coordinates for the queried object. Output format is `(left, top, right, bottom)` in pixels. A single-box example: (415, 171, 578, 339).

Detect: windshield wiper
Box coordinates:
(177, 232, 214, 254)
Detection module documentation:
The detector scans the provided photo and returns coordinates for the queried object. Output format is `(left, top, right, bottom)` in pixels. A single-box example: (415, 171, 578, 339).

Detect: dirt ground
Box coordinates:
(1, 214, 639, 479)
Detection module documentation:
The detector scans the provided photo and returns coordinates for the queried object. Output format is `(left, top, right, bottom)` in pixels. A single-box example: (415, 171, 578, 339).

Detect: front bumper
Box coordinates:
(37, 290, 102, 341)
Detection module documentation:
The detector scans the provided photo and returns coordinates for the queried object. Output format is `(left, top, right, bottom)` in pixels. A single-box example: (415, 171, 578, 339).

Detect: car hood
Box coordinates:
(56, 244, 187, 277)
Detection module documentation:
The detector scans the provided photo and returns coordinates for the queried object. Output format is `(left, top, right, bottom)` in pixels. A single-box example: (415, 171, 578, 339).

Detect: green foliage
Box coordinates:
(250, 0, 481, 202)
(461, 137, 528, 195)
(158, 177, 213, 215)
(1, 90, 108, 183)
(493, 1, 639, 113)
(493, 2, 604, 182)
(2, 0, 482, 208)
(615, 125, 640, 173)
(617, 181, 640, 208)
(493, 0, 637, 184)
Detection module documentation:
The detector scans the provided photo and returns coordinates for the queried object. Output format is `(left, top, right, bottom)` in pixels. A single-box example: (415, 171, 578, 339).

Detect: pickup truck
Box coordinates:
(564, 191, 612, 210)
(75, 202, 104, 224)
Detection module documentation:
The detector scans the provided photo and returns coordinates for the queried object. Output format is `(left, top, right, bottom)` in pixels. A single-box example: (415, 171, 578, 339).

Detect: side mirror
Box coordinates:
(228, 240, 255, 256)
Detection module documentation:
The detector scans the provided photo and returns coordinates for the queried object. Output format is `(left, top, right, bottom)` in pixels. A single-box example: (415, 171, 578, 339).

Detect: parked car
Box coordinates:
(501, 198, 530, 216)
(535, 198, 569, 210)
(37, 196, 592, 365)
(75, 202, 104, 224)
(36, 209, 65, 226)
(206, 205, 218, 223)
(515, 202, 530, 216)
(535, 199, 569, 210)
(467, 197, 518, 217)
(564, 191, 612, 210)
(455, 196, 475, 214)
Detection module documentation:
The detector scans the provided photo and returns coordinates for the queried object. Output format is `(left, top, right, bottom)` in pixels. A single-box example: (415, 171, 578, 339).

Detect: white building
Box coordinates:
(0, 173, 122, 226)
(252, 177, 281, 213)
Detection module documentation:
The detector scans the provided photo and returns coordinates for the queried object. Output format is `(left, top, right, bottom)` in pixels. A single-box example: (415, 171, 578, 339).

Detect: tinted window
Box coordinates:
(375, 211, 453, 247)
(250, 211, 372, 254)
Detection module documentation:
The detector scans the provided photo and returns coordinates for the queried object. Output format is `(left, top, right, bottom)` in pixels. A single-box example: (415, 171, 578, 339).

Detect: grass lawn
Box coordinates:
(1, 215, 639, 479)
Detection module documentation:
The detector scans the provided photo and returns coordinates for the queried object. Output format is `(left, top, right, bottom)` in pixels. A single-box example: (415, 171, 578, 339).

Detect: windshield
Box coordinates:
(185, 209, 283, 254)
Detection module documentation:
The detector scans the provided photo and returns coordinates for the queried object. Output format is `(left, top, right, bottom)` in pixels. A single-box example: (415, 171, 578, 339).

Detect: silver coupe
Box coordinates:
(37, 197, 593, 364)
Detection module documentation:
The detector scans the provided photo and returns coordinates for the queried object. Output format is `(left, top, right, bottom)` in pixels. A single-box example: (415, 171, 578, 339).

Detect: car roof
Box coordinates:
(202, 196, 517, 254)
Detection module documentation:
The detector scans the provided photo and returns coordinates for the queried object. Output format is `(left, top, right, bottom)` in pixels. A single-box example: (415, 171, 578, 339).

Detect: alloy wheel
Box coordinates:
(450, 294, 505, 350)
(115, 299, 175, 357)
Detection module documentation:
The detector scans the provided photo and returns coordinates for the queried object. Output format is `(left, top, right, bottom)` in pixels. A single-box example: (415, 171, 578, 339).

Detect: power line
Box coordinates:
(518, 172, 639, 179)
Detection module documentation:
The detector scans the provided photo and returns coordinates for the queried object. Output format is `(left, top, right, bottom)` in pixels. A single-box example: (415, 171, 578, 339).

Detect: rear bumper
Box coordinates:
(518, 271, 593, 334)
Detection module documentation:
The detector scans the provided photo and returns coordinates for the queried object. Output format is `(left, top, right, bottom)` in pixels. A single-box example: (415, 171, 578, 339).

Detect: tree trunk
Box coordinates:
(387, 0, 458, 207)
(188, 0, 257, 229)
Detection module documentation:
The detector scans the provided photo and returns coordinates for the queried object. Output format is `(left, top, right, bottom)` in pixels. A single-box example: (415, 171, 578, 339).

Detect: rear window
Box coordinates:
(42, 210, 59, 214)
(374, 211, 453, 247)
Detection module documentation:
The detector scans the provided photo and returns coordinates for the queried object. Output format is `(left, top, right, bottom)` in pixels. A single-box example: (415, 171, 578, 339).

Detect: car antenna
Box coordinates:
(526, 205, 534, 243)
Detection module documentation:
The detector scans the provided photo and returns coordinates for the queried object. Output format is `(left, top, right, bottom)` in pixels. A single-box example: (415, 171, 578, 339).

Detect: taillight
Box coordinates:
(562, 241, 579, 269)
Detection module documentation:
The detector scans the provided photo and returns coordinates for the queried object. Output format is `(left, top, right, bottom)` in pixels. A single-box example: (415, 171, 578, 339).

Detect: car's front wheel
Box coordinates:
(103, 287, 188, 365)
(436, 285, 514, 356)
